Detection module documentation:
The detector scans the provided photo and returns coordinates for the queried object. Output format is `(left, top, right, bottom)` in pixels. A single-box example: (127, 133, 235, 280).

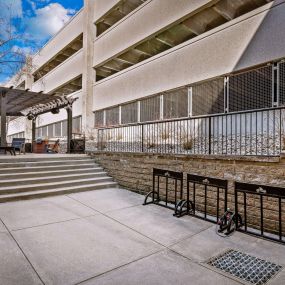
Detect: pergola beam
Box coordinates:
(0, 86, 78, 153)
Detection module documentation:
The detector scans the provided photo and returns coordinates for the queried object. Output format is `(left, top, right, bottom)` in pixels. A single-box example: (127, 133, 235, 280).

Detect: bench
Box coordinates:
(0, 146, 16, 156)
(11, 138, 25, 154)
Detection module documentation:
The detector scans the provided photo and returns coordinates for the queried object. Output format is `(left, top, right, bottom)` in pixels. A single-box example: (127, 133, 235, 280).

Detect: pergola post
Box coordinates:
(31, 118, 36, 152)
(0, 91, 7, 147)
(66, 106, 73, 153)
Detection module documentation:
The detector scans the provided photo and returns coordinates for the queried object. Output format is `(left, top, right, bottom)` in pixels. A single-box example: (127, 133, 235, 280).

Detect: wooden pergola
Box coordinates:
(0, 86, 77, 153)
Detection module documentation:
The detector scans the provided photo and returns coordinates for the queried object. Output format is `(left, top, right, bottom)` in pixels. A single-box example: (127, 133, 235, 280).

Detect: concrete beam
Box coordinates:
(155, 36, 174, 48)
(213, 5, 235, 21)
(133, 46, 153, 57)
(182, 18, 205, 36)
(103, 62, 122, 72)
(117, 51, 140, 65)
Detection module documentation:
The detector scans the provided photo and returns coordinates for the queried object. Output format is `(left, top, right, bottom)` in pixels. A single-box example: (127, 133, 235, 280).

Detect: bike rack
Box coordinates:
(235, 182, 285, 244)
(143, 168, 183, 212)
(143, 170, 285, 244)
(186, 174, 228, 223)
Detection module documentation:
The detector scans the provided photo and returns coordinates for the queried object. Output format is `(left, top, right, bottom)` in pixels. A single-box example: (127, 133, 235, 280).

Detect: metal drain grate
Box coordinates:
(207, 249, 282, 285)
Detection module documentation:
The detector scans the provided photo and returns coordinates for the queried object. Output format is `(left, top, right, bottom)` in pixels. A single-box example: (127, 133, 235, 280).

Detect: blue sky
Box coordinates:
(0, 0, 84, 84)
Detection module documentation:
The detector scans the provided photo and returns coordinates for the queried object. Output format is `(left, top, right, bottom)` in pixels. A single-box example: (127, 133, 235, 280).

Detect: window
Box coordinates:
(140, 95, 160, 122)
(163, 88, 188, 119)
(192, 78, 225, 116)
(54, 122, 62, 137)
(42, 126, 48, 137)
(72, 116, 82, 133)
(95, 110, 105, 127)
(279, 62, 285, 106)
(35, 128, 41, 138)
(62, 121, 67, 137)
(48, 125, 54, 137)
(105, 107, 119, 126)
(121, 102, 138, 124)
(228, 66, 273, 112)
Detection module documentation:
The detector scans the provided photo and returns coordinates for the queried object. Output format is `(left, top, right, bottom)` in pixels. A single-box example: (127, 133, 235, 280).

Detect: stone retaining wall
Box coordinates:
(89, 151, 285, 235)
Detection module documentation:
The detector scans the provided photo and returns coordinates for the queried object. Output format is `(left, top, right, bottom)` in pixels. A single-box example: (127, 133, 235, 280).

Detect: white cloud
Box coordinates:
(25, 3, 75, 41)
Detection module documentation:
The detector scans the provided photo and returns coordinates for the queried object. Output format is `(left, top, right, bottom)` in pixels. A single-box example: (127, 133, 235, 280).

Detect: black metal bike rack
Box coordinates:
(186, 174, 228, 223)
(143, 168, 183, 212)
(235, 182, 285, 244)
(143, 169, 285, 245)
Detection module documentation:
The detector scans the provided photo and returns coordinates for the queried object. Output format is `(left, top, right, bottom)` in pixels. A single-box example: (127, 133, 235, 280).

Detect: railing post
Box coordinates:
(141, 124, 144, 153)
(280, 109, 282, 154)
(208, 116, 212, 154)
(97, 129, 99, 151)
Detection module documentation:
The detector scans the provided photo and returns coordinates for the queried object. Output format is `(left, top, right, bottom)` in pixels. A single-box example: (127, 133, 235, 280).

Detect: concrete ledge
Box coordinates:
(87, 151, 281, 164)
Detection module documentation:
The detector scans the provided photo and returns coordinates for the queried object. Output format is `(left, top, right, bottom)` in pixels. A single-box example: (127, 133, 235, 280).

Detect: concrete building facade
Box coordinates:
(6, 0, 285, 152)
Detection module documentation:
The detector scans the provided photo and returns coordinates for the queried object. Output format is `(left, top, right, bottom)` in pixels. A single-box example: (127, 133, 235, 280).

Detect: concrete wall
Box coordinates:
(32, 10, 84, 71)
(93, 0, 121, 23)
(93, 0, 212, 66)
(91, 151, 285, 234)
(32, 50, 83, 93)
(92, 1, 284, 110)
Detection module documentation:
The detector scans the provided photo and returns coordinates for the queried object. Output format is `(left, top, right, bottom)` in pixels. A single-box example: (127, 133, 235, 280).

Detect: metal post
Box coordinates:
(1, 92, 7, 147)
(141, 124, 144, 152)
(66, 106, 73, 153)
(208, 116, 212, 154)
(31, 119, 36, 153)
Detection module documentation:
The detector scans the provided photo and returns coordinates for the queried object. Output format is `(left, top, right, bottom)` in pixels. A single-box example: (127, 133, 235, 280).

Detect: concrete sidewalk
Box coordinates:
(0, 188, 284, 285)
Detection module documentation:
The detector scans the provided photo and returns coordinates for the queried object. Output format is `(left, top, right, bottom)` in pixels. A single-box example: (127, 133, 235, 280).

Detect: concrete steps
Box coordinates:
(0, 168, 102, 180)
(0, 163, 98, 174)
(0, 182, 117, 203)
(0, 159, 96, 168)
(0, 172, 108, 186)
(0, 155, 117, 202)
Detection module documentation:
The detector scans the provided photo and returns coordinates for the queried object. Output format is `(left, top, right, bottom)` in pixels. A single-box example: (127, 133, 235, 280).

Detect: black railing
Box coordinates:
(97, 107, 285, 157)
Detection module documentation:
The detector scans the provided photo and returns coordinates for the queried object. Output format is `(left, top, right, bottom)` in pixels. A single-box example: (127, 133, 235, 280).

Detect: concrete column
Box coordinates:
(82, 0, 96, 135)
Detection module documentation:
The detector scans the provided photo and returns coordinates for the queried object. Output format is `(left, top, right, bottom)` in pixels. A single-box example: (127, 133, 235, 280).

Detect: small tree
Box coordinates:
(0, 2, 33, 85)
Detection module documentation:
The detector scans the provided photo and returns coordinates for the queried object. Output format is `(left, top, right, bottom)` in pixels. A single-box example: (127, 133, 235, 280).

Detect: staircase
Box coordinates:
(0, 154, 117, 202)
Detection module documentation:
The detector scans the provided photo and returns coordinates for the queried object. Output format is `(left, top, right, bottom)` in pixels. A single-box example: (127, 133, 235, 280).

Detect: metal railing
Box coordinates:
(97, 107, 285, 156)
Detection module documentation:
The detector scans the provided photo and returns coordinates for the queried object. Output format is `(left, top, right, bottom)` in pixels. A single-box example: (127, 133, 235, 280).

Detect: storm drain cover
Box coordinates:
(207, 249, 282, 285)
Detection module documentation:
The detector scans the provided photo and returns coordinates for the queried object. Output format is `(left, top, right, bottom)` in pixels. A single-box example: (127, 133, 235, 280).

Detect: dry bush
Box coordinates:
(116, 132, 123, 141)
(182, 137, 193, 150)
(159, 129, 170, 141)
